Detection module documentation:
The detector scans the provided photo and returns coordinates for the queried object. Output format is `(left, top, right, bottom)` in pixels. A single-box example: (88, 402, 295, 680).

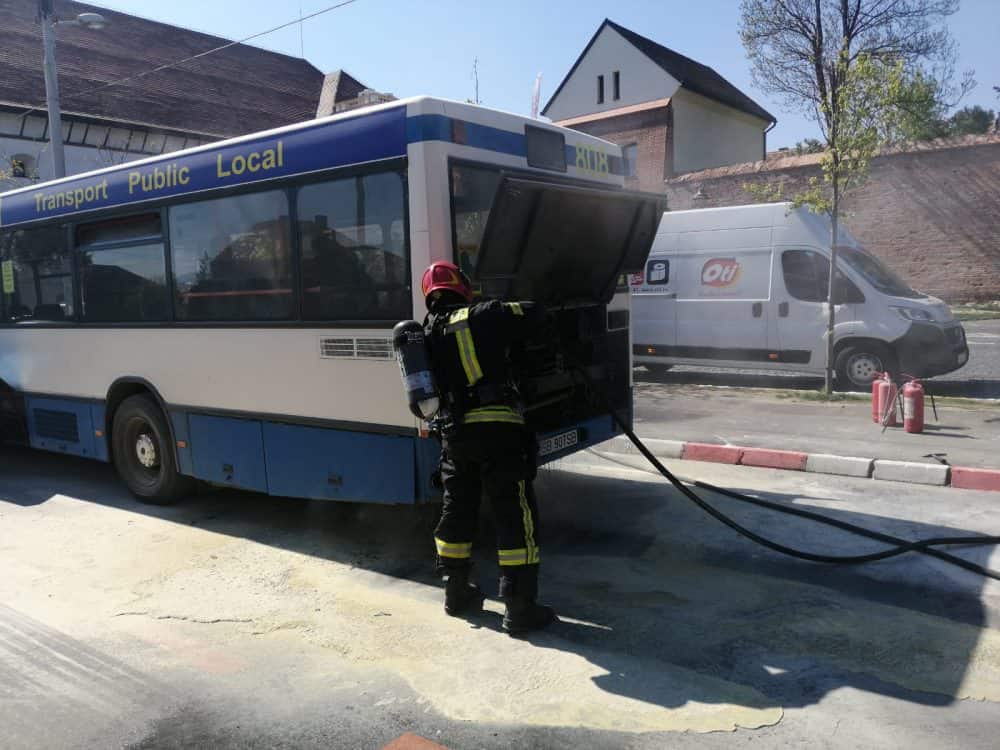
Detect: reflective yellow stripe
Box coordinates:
(435, 538, 473, 559)
(506, 302, 524, 316)
(498, 547, 529, 566)
(448, 308, 483, 385)
(518, 480, 540, 564)
(463, 406, 525, 425)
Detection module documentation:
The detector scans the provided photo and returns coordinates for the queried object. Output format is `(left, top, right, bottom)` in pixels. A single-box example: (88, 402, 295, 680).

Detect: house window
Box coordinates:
(623, 143, 638, 178)
(613, 71, 621, 100)
(597, 75, 605, 104)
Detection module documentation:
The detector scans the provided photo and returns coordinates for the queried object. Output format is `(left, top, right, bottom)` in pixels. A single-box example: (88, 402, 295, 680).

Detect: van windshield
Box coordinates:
(837, 246, 923, 299)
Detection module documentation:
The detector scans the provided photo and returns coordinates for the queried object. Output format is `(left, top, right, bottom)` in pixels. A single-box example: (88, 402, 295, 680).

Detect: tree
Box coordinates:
(946, 105, 995, 135)
(740, 0, 969, 392)
(794, 137, 825, 154)
(884, 69, 949, 141)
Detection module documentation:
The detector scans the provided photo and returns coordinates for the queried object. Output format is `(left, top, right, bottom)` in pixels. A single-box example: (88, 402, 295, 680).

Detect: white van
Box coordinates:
(631, 203, 969, 388)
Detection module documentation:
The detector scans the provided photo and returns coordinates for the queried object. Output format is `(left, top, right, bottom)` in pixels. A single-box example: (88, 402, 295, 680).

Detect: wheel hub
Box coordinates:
(848, 353, 882, 384)
(135, 433, 158, 468)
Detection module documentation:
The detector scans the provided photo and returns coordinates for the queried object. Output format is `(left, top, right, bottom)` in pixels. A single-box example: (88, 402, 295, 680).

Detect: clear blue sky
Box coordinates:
(92, 0, 1000, 149)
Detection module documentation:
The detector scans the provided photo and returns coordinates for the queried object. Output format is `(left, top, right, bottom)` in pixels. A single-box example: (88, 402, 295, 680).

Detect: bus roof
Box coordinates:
(0, 96, 624, 230)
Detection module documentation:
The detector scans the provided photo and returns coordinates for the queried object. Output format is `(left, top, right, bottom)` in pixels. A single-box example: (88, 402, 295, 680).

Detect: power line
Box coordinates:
(18, 0, 363, 121)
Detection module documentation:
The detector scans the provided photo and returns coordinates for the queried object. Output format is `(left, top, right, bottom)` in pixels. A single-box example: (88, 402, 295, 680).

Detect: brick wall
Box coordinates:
(568, 105, 671, 193)
(663, 135, 1000, 302)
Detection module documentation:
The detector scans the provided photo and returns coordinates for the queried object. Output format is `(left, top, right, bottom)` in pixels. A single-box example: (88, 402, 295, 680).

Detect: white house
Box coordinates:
(542, 19, 775, 189)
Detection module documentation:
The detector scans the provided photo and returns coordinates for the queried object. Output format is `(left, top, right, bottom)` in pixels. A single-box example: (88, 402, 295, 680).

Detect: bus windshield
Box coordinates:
(837, 246, 923, 299)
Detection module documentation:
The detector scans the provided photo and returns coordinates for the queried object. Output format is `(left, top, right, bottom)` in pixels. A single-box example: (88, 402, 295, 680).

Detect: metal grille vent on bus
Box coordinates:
(319, 337, 393, 360)
(33, 409, 79, 442)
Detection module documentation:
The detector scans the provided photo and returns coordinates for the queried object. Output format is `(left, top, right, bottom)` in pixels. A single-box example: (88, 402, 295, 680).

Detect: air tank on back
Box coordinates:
(392, 320, 440, 420)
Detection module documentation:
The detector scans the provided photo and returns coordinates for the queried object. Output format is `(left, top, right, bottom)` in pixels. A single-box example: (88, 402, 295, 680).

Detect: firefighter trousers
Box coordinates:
(434, 422, 540, 573)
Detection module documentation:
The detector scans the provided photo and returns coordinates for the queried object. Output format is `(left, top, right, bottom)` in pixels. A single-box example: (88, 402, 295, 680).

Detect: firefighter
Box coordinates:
(421, 261, 557, 636)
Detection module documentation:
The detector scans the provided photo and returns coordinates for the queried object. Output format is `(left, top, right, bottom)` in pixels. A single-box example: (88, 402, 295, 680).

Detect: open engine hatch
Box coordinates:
(474, 176, 666, 307)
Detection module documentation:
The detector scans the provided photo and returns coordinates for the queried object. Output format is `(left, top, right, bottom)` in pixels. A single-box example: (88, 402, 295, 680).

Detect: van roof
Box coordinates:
(655, 202, 860, 250)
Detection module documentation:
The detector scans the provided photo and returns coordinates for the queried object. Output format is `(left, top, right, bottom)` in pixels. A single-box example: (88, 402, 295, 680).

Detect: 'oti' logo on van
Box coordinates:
(701, 258, 741, 287)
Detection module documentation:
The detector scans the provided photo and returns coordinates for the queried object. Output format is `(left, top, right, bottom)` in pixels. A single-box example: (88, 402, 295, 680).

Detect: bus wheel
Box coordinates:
(112, 394, 193, 505)
(835, 344, 896, 391)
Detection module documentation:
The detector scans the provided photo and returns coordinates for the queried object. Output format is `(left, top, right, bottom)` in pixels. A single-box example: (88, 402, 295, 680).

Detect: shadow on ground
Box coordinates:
(2, 444, 996, 723)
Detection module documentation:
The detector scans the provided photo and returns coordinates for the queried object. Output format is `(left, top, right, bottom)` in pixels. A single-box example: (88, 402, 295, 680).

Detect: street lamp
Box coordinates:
(38, 1, 108, 179)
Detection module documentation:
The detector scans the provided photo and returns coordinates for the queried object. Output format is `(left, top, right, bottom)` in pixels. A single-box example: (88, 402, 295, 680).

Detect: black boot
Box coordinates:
(443, 562, 485, 617)
(500, 565, 557, 636)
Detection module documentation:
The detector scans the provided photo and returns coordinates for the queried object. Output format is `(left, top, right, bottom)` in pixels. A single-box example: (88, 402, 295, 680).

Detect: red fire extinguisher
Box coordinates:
(871, 371, 884, 423)
(878, 374, 898, 427)
(903, 377, 925, 434)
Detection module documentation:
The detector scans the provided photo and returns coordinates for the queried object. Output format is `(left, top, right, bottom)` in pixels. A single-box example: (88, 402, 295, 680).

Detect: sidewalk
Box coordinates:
(634, 382, 1000, 470)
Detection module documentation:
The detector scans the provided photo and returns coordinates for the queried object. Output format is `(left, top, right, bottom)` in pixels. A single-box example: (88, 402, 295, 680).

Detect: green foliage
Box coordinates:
(794, 138, 825, 155)
(947, 105, 995, 136)
(884, 69, 949, 142)
(784, 53, 900, 219)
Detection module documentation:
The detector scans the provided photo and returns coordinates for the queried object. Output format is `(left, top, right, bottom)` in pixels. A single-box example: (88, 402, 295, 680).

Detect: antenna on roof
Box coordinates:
(530, 73, 543, 118)
(299, 4, 305, 57)
(472, 58, 481, 105)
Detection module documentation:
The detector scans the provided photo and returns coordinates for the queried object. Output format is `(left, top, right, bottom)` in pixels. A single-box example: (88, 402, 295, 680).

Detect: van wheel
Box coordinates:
(835, 344, 897, 391)
(112, 395, 193, 505)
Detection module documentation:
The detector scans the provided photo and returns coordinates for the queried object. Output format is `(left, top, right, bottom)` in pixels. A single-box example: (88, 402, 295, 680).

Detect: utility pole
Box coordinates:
(39, 0, 67, 179)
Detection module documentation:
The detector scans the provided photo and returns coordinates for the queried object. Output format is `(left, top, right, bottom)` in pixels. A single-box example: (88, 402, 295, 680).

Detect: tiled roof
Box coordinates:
(0, 0, 327, 137)
(544, 19, 775, 124)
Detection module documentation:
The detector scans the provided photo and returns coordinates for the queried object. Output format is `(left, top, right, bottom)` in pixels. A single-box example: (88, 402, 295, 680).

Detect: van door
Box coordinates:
(673, 249, 772, 361)
(775, 249, 859, 369)
(631, 255, 676, 357)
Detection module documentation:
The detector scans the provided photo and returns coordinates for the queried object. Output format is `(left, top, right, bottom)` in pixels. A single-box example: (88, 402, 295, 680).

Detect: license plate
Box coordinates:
(538, 429, 579, 457)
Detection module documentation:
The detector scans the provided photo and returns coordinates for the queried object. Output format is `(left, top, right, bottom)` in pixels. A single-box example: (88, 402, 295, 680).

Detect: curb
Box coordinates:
(600, 436, 1000, 492)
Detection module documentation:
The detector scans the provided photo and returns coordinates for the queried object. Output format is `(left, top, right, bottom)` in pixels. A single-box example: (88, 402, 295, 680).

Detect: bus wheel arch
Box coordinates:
(105, 379, 191, 504)
(833, 338, 898, 390)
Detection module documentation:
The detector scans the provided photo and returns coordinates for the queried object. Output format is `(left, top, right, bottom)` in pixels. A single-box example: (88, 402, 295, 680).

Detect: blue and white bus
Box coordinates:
(0, 97, 663, 505)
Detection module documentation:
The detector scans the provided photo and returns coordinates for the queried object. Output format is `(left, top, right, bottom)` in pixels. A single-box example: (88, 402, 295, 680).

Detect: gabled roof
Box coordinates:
(315, 69, 369, 116)
(0, 0, 326, 138)
(542, 18, 775, 124)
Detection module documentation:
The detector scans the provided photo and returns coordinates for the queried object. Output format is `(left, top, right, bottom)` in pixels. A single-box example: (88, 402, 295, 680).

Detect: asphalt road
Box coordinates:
(5, 444, 1000, 748)
(636, 318, 1000, 398)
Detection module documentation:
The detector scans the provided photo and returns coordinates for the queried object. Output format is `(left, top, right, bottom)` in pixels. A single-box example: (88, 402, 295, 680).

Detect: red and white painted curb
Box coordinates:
(600, 435, 1000, 492)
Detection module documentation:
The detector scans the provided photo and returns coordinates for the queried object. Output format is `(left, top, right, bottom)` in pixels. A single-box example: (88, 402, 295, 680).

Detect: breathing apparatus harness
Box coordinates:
(423, 305, 523, 433)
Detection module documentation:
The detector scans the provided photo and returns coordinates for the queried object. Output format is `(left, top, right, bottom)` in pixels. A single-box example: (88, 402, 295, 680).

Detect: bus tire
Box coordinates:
(835, 343, 897, 391)
(112, 394, 193, 505)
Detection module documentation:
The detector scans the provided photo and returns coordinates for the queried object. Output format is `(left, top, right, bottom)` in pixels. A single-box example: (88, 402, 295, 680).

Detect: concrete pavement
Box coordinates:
(5, 445, 1000, 748)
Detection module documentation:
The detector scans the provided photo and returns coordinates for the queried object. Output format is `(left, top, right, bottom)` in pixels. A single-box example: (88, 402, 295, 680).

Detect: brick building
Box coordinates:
(664, 134, 1000, 302)
(0, 0, 386, 183)
(542, 19, 775, 192)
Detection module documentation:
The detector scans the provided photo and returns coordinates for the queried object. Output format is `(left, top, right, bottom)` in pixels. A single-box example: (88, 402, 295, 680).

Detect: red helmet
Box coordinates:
(421, 261, 473, 304)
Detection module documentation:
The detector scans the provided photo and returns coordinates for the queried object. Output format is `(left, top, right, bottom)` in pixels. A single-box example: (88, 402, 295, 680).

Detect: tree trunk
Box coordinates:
(825, 184, 840, 393)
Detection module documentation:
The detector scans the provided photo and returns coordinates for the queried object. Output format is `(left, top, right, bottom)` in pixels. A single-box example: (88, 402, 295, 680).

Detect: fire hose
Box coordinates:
(569, 361, 1000, 581)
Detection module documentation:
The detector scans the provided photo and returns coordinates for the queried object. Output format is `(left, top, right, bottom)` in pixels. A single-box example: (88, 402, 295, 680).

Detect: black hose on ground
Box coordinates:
(571, 363, 1000, 580)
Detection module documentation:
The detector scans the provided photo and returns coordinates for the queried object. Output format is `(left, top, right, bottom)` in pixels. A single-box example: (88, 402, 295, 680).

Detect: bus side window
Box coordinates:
(297, 170, 410, 321)
(78, 213, 170, 323)
(168, 190, 294, 321)
(0, 225, 75, 322)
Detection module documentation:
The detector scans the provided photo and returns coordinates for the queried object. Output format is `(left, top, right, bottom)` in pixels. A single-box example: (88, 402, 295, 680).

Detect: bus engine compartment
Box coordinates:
(472, 175, 665, 436)
(514, 304, 631, 434)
